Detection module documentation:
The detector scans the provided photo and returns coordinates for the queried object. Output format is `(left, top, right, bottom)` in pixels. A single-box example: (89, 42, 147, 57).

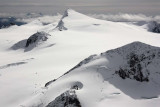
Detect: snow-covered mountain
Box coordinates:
(0, 9, 160, 107)
(36, 41, 160, 107)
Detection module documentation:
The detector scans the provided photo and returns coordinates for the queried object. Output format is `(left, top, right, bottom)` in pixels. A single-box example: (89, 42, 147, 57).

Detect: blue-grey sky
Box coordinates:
(0, 0, 159, 16)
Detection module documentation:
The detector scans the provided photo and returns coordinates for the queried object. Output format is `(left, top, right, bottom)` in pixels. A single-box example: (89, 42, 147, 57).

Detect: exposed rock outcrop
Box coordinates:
(25, 31, 50, 47)
(103, 42, 160, 82)
(147, 21, 160, 33)
(46, 90, 81, 107)
(11, 31, 51, 52)
(55, 9, 70, 31)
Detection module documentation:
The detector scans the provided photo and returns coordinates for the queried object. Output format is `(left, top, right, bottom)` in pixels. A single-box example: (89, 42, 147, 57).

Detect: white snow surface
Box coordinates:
(0, 9, 160, 107)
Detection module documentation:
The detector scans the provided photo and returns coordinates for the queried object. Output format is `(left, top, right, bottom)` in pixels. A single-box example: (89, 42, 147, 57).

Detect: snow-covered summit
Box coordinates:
(55, 9, 89, 31)
(102, 42, 160, 82)
(55, 9, 78, 31)
(40, 41, 160, 107)
(55, 9, 68, 31)
(49, 41, 160, 84)
(55, 9, 107, 31)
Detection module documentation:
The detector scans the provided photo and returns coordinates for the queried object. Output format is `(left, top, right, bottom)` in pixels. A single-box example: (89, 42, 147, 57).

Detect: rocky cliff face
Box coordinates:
(25, 31, 50, 47)
(47, 42, 160, 85)
(55, 9, 69, 31)
(44, 42, 160, 107)
(147, 21, 160, 33)
(63, 42, 160, 83)
(103, 42, 160, 82)
(66, 42, 160, 82)
(46, 90, 81, 107)
(11, 31, 51, 52)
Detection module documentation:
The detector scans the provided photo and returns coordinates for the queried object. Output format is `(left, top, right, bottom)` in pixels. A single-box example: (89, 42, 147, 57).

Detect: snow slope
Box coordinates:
(0, 9, 160, 107)
(37, 42, 160, 107)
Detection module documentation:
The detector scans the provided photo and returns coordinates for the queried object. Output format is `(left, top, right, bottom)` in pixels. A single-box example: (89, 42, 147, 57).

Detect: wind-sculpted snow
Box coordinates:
(44, 42, 160, 106)
(1, 9, 160, 107)
(0, 62, 27, 69)
(62, 42, 159, 83)
(48, 42, 160, 84)
(93, 42, 160, 99)
(69, 55, 97, 72)
(44, 55, 98, 87)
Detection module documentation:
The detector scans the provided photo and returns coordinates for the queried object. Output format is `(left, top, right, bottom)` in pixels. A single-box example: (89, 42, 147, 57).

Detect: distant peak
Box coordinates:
(61, 9, 69, 19)
(65, 8, 75, 13)
(55, 9, 94, 31)
(62, 8, 75, 19)
(55, 9, 75, 31)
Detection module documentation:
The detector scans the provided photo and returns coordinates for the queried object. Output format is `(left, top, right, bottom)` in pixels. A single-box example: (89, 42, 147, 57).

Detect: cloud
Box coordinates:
(1, 12, 160, 29)
(88, 13, 160, 22)
(0, 12, 62, 26)
(20, 14, 62, 24)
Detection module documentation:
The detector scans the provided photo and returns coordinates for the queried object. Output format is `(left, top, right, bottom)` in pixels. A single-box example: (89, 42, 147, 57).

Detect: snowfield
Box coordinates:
(0, 9, 160, 107)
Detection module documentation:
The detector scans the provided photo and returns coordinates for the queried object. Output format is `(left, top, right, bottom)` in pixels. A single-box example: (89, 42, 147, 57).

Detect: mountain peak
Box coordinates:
(55, 9, 75, 31)
(55, 9, 93, 31)
(100, 41, 160, 82)
(61, 8, 74, 19)
(105, 42, 159, 57)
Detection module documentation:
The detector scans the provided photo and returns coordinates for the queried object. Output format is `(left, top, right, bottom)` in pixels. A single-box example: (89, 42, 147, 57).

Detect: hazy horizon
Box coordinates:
(0, 0, 159, 16)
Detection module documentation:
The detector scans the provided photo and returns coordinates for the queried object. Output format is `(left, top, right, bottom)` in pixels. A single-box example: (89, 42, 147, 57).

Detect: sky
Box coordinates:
(0, 0, 160, 16)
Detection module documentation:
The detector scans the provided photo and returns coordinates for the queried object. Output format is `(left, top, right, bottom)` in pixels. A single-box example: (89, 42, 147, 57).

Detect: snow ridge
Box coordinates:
(49, 42, 160, 84)
(43, 41, 160, 107)
(55, 9, 71, 31)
